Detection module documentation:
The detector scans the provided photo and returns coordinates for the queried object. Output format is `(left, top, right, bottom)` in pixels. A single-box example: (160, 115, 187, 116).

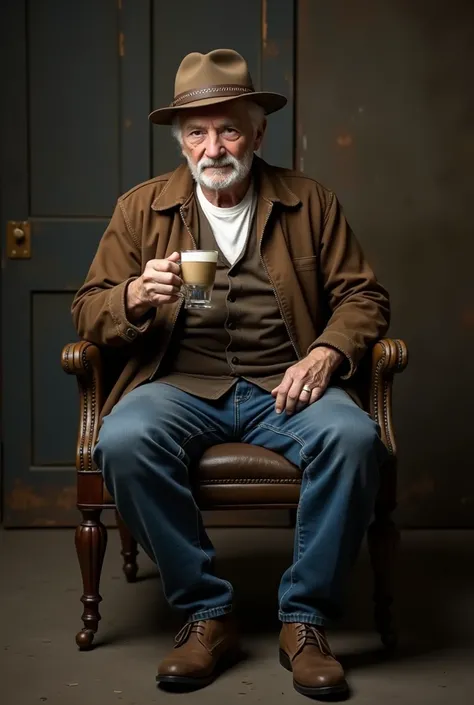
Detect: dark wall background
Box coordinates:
(297, 0, 474, 526)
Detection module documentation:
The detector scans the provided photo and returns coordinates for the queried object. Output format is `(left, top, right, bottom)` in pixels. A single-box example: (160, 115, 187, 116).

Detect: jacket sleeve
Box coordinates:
(71, 199, 153, 346)
(308, 192, 390, 378)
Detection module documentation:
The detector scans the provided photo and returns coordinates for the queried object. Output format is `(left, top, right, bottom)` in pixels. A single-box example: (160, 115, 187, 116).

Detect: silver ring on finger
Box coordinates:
(302, 385, 312, 394)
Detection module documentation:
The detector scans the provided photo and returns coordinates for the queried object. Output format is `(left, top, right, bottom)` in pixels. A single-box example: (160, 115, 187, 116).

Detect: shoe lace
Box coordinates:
(296, 624, 334, 658)
(174, 620, 206, 648)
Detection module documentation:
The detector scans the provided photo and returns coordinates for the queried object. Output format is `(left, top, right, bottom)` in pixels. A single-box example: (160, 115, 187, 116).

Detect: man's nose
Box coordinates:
(204, 135, 225, 160)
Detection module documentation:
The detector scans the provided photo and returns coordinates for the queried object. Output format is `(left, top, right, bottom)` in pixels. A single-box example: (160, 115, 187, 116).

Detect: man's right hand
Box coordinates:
(126, 251, 182, 321)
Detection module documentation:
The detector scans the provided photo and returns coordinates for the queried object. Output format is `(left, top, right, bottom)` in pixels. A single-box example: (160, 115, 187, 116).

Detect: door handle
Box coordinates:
(6, 221, 31, 258)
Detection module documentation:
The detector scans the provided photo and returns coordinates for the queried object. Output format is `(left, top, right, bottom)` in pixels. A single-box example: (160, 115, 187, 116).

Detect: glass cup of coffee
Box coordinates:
(180, 250, 218, 309)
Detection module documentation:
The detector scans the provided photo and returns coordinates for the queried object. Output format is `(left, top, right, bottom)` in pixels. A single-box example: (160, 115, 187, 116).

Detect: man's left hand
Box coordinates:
(271, 347, 345, 415)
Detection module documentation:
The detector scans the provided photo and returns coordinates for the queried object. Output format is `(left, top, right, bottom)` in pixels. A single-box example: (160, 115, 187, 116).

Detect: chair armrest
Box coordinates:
(60, 336, 408, 468)
(370, 338, 408, 456)
(61, 341, 104, 471)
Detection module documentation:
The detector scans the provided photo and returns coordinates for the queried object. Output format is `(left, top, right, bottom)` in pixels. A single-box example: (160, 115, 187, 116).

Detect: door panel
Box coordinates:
(28, 0, 120, 216)
(32, 291, 77, 466)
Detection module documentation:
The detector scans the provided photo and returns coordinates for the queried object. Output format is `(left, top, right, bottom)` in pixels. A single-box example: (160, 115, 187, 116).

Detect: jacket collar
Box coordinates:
(151, 155, 300, 211)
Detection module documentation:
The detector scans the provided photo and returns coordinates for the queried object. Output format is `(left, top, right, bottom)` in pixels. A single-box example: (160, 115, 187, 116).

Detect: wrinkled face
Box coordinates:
(179, 101, 264, 190)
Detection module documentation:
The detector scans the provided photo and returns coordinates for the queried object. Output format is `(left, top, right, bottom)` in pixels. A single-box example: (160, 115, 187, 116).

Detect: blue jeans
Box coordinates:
(94, 380, 384, 627)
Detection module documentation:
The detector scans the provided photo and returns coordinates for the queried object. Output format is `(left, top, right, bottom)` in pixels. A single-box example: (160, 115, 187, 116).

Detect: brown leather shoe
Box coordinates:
(279, 623, 348, 699)
(157, 615, 240, 690)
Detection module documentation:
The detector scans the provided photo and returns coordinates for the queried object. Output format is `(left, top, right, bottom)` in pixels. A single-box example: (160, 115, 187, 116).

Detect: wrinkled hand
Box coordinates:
(271, 347, 344, 415)
(127, 252, 182, 319)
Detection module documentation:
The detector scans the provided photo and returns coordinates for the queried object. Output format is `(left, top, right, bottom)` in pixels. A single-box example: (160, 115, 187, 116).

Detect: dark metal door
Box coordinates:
(0, 0, 150, 526)
(1, 0, 295, 526)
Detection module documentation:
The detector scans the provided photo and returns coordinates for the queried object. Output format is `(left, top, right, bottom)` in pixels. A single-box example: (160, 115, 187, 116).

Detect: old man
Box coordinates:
(72, 49, 390, 699)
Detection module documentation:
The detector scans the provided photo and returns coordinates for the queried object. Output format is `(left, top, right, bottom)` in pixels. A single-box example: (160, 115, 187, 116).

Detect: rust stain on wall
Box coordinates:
(264, 40, 280, 59)
(399, 475, 435, 504)
(56, 486, 77, 510)
(7, 481, 48, 510)
(7, 480, 76, 510)
(32, 519, 59, 527)
(6, 480, 76, 517)
(461, 309, 474, 328)
(261, 0, 268, 50)
(336, 133, 353, 148)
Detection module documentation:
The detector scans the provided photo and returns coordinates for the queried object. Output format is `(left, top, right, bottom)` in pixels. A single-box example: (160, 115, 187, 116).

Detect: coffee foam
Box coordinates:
(181, 251, 218, 263)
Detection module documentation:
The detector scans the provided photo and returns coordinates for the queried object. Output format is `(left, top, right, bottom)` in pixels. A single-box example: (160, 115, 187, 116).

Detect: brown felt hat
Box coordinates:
(149, 48, 287, 125)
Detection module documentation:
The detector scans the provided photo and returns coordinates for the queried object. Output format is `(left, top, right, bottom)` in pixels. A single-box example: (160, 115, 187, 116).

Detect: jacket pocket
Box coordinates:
(292, 255, 318, 272)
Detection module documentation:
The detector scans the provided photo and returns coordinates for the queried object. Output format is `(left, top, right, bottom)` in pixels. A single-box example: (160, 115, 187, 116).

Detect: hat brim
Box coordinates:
(148, 91, 287, 125)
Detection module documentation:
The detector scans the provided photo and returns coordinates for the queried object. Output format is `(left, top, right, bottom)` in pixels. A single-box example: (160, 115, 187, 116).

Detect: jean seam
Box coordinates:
(178, 434, 233, 611)
(234, 382, 254, 434)
(233, 385, 240, 436)
(181, 427, 220, 451)
(256, 422, 311, 464)
(174, 430, 219, 575)
(191, 469, 234, 603)
(236, 386, 253, 404)
(278, 470, 312, 613)
(194, 496, 212, 567)
(235, 400, 239, 436)
(192, 500, 235, 608)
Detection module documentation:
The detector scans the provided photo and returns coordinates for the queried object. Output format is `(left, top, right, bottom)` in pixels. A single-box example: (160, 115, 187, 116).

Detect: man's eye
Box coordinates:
(190, 130, 203, 137)
(223, 127, 238, 135)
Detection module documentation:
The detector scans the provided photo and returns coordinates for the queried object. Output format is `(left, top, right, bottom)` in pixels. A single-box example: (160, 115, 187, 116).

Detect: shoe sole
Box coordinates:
(157, 648, 242, 691)
(157, 673, 215, 691)
(279, 648, 349, 700)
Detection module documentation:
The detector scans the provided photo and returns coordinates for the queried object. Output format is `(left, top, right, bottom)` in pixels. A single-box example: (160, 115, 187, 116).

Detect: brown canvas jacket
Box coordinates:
(72, 157, 390, 419)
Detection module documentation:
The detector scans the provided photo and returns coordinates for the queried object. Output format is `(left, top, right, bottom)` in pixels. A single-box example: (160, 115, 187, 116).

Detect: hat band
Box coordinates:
(171, 84, 254, 107)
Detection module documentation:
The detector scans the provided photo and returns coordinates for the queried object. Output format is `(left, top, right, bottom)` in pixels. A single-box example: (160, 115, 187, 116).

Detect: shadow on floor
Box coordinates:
(94, 529, 474, 667)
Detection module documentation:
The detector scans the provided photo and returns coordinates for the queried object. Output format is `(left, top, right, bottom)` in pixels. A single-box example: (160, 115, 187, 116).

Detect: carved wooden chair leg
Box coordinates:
(367, 507, 400, 650)
(75, 508, 107, 650)
(116, 509, 139, 583)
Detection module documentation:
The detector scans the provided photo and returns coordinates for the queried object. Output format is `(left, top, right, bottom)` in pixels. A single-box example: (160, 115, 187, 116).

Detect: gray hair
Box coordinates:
(171, 100, 265, 145)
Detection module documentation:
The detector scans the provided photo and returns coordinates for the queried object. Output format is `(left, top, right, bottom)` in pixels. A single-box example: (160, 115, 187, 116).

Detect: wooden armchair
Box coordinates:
(61, 338, 408, 650)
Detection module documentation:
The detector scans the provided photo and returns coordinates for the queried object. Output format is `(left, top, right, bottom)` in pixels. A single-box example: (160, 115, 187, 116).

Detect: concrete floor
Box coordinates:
(1, 527, 473, 705)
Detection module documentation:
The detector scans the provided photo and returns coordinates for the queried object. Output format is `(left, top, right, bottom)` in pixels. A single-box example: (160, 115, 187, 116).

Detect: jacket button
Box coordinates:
(228, 293, 236, 303)
(231, 356, 239, 365)
(126, 327, 137, 339)
(227, 321, 235, 330)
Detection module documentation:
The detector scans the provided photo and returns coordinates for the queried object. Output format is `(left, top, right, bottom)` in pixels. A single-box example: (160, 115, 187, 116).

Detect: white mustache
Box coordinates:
(197, 157, 236, 173)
